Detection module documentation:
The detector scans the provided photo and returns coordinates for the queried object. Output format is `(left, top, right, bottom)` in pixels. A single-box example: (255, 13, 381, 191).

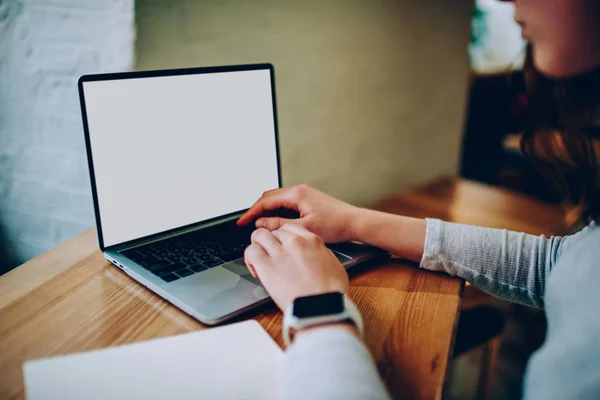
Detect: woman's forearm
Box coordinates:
(350, 208, 426, 263)
(348, 207, 591, 309)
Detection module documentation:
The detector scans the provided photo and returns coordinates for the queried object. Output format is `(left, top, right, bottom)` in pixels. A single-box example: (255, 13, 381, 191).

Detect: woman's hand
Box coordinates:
(239, 183, 427, 263)
(244, 224, 349, 311)
(237, 184, 361, 243)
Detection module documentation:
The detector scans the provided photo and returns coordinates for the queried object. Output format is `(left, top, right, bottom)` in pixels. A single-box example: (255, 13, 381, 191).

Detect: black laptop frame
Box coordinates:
(78, 63, 282, 252)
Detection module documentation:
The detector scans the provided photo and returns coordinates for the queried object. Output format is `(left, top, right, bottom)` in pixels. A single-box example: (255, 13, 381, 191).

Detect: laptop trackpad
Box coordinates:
(173, 259, 268, 321)
(222, 258, 264, 287)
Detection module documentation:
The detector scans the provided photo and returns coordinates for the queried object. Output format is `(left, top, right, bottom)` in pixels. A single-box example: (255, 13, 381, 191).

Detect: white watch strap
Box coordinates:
(283, 294, 363, 347)
(345, 297, 364, 336)
(282, 318, 292, 347)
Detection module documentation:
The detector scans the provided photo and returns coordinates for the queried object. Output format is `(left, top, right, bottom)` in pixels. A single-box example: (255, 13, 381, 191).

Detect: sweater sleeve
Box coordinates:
(420, 219, 591, 309)
(283, 327, 391, 400)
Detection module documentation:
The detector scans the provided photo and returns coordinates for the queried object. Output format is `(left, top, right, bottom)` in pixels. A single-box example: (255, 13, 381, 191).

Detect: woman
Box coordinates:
(238, 0, 600, 398)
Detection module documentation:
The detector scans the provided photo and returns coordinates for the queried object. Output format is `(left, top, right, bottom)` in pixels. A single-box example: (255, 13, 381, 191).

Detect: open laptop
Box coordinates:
(78, 63, 387, 325)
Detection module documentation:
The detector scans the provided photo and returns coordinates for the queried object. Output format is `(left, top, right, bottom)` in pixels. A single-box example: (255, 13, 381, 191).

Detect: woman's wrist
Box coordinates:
(347, 207, 374, 243)
(348, 208, 426, 262)
(348, 207, 397, 244)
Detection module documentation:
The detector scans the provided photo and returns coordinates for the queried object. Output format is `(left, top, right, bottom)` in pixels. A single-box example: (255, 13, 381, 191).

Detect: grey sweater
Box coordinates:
(283, 219, 600, 399)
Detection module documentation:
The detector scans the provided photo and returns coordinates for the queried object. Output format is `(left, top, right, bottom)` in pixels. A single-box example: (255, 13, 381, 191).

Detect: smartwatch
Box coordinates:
(282, 291, 364, 346)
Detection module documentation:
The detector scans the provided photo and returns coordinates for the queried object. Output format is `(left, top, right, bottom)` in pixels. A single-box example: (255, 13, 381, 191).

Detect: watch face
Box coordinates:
(293, 292, 344, 318)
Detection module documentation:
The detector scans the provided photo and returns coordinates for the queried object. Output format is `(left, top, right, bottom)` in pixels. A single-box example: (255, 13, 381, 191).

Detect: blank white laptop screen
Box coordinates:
(82, 68, 279, 248)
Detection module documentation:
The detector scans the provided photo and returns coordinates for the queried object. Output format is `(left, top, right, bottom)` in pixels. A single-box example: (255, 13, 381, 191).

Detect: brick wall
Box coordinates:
(0, 0, 134, 271)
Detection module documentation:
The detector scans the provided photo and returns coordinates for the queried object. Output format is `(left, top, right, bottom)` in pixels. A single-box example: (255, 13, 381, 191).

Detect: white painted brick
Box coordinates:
(0, 0, 134, 270)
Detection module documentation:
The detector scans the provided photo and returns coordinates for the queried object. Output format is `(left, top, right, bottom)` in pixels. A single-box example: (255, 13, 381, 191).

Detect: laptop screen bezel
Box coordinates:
(78, 63, 282, 252)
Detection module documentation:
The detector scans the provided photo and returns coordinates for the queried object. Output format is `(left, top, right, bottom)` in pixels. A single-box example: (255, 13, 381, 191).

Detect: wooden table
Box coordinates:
(0, 177, 566, 400)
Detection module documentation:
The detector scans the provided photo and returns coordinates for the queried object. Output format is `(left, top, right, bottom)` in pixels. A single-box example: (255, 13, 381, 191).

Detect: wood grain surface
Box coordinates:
(0, 178, 565, 399)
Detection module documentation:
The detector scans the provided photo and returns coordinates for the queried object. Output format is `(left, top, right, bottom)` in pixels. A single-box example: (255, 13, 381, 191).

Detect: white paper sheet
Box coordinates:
(23, 320, 283, 400)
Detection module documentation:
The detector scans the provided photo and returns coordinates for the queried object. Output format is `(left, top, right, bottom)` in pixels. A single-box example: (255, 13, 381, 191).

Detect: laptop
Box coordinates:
(78, 63, 387, 325)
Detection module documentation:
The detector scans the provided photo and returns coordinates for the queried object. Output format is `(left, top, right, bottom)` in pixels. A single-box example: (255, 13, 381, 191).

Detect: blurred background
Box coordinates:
(1, 0, 557, 398)
(1, 0, 475, 271)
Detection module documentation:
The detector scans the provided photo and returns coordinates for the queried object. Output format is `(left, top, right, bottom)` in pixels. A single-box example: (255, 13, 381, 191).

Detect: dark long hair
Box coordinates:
(520, 46, 600, 224)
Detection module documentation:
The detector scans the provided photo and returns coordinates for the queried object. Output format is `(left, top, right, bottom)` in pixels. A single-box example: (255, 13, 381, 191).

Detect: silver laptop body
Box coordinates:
(79, 64, 385, 325)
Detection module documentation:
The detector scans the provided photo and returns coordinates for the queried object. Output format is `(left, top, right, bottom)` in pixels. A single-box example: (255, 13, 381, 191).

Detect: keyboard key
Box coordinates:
(203, 257, 222, 268)
(121, 249, 137, 258)
(145, 260, 171, 270)
(189, 263, 207, 272)
(180, 257, 198, 266)
(136, 249, 150, 258)
(153, 262, 186, 276)
(195, 252, 212, 260)
(160, 273, 179, 283)
(175, 268, 194, 278)
(137, 258, 158, 267)
(218, 251, 243, 262)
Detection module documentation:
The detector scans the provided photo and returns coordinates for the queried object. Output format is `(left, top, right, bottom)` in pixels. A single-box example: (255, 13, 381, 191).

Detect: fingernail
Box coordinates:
(255, 219, 264, 228)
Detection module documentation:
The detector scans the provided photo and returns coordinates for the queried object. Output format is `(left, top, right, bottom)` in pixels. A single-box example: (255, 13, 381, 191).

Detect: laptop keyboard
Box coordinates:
(120, 222, 252, 283)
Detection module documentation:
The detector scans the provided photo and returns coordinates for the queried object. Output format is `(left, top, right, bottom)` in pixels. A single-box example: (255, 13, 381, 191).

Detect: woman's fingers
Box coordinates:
(250, 228, 282, 255)
(260, 188, 281, 197)
(256, 217, 296, 230)
(237, 188, 300, 226)
(244, 243, 269, 278)
(270, 229, 297, 245)
(279, 222, 314, 238)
